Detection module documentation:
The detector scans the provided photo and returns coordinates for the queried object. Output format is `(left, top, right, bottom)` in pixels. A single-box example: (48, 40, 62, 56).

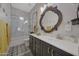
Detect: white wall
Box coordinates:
(30, 3, 79, 38)
(29, 3, 43, 32)
(0, 3, 11, 23)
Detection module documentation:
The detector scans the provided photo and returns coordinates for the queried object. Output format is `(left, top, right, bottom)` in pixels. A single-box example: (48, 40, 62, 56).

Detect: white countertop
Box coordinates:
(30, 34, 79, 56)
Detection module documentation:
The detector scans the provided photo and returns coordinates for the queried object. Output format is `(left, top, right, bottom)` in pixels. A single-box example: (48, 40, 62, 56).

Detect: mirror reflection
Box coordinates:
(40, 6, 63, 33)
(42, 11, 58, 30)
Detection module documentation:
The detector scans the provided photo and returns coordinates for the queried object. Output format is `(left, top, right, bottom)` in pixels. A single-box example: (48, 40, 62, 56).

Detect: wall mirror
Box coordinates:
(40, 6, 63, 33)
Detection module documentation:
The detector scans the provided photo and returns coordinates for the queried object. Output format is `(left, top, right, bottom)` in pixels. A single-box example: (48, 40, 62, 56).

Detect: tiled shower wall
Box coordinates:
(11, 7, 29, 37)
(10, 6, 30, 46)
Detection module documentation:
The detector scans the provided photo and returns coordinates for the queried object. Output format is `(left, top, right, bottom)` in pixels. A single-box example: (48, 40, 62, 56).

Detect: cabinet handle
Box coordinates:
(50, 49, 53, 56)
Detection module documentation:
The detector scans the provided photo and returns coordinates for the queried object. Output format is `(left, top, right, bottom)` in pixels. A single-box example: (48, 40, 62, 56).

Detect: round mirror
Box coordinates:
(40, 6, 63, 33)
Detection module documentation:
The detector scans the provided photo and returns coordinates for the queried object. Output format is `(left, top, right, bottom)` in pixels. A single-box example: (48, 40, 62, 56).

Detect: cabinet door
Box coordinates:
(29, 36, 36, 56)
(35, 39, 42, 56)
(29, 35, 33, 50)
(32, 37, 36, 56)
(53, 46, 73, 56)
(42, 42, 51, 56)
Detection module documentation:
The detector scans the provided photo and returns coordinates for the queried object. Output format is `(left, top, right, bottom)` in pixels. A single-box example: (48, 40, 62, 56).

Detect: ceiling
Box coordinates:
(11, 3, 36, 12)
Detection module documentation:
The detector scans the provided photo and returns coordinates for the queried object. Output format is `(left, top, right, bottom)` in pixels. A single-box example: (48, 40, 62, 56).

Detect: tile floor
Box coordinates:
(7, 41, 33, 56)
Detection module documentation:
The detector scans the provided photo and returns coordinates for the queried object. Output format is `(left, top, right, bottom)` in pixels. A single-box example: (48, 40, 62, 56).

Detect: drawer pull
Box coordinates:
(50, 49, 53, 56)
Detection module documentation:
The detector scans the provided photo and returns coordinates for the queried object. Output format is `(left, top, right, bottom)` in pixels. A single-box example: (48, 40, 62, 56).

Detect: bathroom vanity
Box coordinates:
(29, 34, 79, 56)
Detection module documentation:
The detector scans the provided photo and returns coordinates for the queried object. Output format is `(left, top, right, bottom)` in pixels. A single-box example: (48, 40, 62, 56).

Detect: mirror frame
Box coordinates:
(39, 6, 63, 33)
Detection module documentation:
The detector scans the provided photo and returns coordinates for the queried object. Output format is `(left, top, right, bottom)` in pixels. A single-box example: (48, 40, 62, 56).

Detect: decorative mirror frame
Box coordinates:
(39, 6, 63, 33)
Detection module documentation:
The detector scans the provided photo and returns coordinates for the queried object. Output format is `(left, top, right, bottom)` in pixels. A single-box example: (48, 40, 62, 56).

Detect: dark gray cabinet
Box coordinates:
(42, 41, 53, 56)
(29, 35, 73, 56)
(35, 39, 42, 56)
(29, 35, 33, 52)
(53, 46, 73, 56)
(32, 37, 36, 55)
